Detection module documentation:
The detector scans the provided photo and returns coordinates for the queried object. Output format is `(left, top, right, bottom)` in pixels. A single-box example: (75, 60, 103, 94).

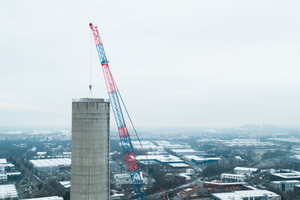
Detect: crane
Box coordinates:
(89, 23, 148, 199)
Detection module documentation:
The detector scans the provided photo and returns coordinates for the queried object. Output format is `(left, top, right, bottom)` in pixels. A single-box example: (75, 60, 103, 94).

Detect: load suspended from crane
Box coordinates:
(89, 23, 147, 200)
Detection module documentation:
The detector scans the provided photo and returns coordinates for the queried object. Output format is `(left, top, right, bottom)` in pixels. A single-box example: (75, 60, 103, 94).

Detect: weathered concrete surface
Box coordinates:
(71, 98, 110, 200)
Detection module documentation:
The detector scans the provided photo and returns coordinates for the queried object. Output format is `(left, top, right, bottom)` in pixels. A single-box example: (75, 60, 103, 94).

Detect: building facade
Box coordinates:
(221, 173, 246, 182)
(71, 98, 110, 200)
(234, 167, 259, 176)
(270, 180, 300, 191)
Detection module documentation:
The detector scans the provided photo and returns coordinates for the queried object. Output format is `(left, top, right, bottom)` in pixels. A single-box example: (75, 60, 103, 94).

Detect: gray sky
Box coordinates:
(1, 1, 300, 130)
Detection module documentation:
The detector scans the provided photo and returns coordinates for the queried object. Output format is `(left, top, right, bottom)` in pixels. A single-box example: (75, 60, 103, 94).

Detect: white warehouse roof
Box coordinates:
(30, 158, 71, 168)
(59, 181, 71, 189)
(131, 141, 164, 151)
(0, 159, 7, 164)
(136, 154, 184, 164)
(168, 163, 189, 168)
(234, 167, 258, 172)
(0, 184, 18, 199)
(212, 190, 280, 200)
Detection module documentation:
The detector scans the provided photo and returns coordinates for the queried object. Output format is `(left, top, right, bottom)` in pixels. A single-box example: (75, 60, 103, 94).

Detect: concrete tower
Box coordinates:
(71, 98, 110, 200)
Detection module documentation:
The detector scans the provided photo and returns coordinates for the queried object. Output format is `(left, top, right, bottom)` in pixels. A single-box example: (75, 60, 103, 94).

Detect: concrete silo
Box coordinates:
(71, 98, 110, 200)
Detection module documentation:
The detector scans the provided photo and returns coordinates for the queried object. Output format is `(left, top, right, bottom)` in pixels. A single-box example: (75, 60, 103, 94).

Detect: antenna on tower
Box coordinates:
(88, 84, 93, 98)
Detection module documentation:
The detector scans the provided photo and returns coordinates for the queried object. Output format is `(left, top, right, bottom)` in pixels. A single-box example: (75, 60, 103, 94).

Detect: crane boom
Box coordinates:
(89, 23, 147, 200)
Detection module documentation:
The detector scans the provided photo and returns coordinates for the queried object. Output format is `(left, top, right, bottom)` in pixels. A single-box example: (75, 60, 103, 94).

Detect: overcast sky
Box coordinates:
(1, 1, 300, 130)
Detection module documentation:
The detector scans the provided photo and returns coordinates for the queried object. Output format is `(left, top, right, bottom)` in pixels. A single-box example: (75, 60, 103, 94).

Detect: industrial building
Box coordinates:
(30, 158, 71, 173)
(6, 172, 21, 181)
(221, 173, 246, 182)
(59, 181, 70, 192)
(285, 155, 300, 164)
(177, 173, 192, 181)
(0, 174, 6, 184)
(219, 139, 278, 149)
(291, 148, 300, 155)
(202, 181, 246, 190)
(164, 163, 190, 174)
(294, 185, 300, 197)
(0, 184, 18, 200)
(270, 180, 300, 191)
(155, 141, 185, 149)
(179, 187, 202, 198)
(0, 158, 15, 171)
(131, 141, 164, 152)
(136, 154, 185, 164)
(71, 98, 110, 200)
(270, 171, 300, 181)
(114, 173, 147, 189)
(171, 149, 205, 156)
(211, 189, 281, 200)
(234, 167, 259, 176)
(184, 156, 221, 165)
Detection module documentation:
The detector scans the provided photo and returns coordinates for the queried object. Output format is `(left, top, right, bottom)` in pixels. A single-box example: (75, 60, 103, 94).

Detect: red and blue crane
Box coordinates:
(89, 23, 166, 200)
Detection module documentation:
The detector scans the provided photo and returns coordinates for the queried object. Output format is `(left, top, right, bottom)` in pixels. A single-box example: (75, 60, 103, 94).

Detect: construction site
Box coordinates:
(1, 1, 299, 199)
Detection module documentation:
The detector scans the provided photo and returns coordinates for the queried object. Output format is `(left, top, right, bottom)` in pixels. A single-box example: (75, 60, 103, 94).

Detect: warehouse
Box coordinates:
(154, 141, 185, 149)
(0, 174, 7, 184)
(202, 181, 246, 190)
(0, 184, 18, 200)
(221, 173, 246, 182)
(184, 156, 221, 165)
(131, 141, 164, 152)
(219, 139, 279, 149)
(6, 172, 22, 181)
(270, 171, 300, 181)
(0, 159, 6, 165)
(234, 167, 259, 176)
(211, 189, 280, 200)
(285, 155, 300, 164)
(270, 180, 300, 191)
(171, 149, 205, 156)
(164, 163, 190, 174)
(30, 158, 71, 173)
(136, 154, 185, 164)
(0, 158, 15, 171)
(114, 173, 147, 189)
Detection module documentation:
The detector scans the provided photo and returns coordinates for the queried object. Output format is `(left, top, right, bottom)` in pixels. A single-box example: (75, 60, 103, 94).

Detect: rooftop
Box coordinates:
(222, 173, 245, 177)
(205, 181, 247, 186)
(212, 190, 280, 199)
(0, 184, 18, 199)
(272, 180, 300, 183)
(30, 158, 71, 168)
(184, 155, 221, 161)
(272, 172, 300, 178)
(168, 163, 189, 168)
(136, 154, 184, 164)
(59, 181, 71, 189)
(114, 174, 130, 179)
(234, 167, 258, 172)
(0, 159, 7, 164)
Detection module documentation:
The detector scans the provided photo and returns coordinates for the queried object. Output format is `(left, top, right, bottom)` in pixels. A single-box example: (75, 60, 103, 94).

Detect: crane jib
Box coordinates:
(90, 23, 148, 200)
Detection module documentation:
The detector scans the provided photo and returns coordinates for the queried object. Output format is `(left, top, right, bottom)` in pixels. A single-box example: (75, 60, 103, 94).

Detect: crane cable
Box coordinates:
(88, 31, 93, 98)
(116, 89, 167, 200)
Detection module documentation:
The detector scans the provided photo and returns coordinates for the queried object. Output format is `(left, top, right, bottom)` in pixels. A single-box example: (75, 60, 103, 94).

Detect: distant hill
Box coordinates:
(237, 124, 279, 132)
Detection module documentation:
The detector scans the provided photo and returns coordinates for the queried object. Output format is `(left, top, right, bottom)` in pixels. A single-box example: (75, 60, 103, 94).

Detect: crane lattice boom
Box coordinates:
(89, 23, 147, 200)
